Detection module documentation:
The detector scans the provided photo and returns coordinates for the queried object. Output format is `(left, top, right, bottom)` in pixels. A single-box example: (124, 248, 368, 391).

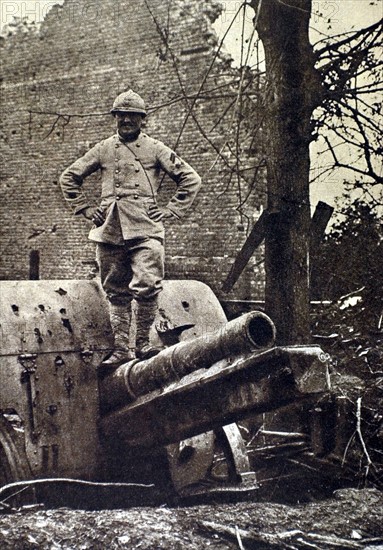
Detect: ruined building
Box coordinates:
(0, 0, 266, 300)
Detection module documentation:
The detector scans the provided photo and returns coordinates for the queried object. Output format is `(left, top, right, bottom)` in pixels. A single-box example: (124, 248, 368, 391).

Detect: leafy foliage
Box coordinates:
(310, 198, 382, 488)
(311, 197, 382, 316)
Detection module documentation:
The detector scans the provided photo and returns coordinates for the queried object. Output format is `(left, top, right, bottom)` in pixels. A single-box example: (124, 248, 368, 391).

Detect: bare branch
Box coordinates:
(315, 20, 382, 56)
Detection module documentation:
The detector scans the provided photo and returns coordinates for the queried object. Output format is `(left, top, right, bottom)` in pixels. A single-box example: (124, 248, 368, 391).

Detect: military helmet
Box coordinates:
(111, 90, 147, 116)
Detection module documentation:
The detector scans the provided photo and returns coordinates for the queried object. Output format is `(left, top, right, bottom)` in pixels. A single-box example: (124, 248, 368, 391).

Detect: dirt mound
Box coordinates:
(1, 488, 382, 549)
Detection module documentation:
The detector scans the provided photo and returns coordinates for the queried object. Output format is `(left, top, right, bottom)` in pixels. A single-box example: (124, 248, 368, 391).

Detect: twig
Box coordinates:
(258, 430, 308, 438)
(356, 396, 375, 474)
(27, 110, 108, 117)
(199, 521, 377, 549)
(144, 0, 247, 151)
(0, 477, 155, 501)
(143, 0, 257, 191)
(0, 485, 29, 504)
(0, 500, 13, 511)
(235, 525, 246, 550)
(315, 20, 382, 56)
(339, 287, 366, 302)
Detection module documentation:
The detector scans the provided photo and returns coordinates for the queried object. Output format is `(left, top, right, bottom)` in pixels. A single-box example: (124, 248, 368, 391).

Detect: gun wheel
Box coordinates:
(0, 414, 33, 508)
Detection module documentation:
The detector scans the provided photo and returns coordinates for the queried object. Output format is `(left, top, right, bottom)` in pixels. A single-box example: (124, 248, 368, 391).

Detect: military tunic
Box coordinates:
(60, 131, 201, 304)
(60, 132, 202, 245)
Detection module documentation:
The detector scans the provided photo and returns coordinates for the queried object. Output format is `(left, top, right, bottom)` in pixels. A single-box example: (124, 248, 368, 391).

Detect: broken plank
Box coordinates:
(222, 211, 275, 293)
(310, 201, 334, 251)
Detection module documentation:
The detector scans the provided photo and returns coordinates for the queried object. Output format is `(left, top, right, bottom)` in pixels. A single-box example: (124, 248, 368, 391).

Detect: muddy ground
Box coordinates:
(1, 488, 382, 549)
(1, 296, 382, 549)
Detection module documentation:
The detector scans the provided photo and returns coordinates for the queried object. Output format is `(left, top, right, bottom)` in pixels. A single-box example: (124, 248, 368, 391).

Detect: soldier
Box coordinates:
(60, 90, 201, 366)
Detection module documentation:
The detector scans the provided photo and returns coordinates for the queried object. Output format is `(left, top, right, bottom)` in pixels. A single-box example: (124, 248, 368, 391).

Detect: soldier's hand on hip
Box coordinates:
(82, 206, 106, 227)
(148, 205, 174, 222)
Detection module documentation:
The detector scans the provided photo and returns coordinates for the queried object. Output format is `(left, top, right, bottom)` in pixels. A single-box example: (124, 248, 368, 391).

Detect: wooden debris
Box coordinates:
(235, 525, 246, 550)
(199, 520, 383, 549)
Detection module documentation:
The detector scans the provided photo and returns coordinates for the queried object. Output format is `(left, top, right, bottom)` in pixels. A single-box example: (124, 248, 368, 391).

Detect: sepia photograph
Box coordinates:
(0, 0, 382, 547)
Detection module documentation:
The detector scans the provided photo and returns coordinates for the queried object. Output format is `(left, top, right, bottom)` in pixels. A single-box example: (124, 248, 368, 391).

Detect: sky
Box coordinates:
(1, 0, 382, 213)
(213, 0, 382, 213)
(213, 0, 382, 66)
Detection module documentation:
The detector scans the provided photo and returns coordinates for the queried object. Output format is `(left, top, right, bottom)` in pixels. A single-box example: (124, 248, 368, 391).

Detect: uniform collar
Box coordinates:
(117, 129, 142, 143)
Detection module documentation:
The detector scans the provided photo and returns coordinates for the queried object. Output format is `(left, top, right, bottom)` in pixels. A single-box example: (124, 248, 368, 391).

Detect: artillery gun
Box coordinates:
(0, 279, 337, 508)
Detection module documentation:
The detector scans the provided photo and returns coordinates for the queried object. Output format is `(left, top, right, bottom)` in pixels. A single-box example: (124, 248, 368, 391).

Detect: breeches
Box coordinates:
(96, 237, 165, 305)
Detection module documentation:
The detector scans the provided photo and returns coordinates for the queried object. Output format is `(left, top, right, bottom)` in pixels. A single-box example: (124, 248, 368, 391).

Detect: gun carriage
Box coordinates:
(0, 280, 337, 508)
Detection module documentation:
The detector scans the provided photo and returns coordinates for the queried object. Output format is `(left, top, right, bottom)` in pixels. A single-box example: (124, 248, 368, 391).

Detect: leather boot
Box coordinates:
(135, 299, 164, 360)
(101, 303, 134, 369)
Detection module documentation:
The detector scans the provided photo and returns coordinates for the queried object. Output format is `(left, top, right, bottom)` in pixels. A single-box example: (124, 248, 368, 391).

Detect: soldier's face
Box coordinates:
(115, 112, 143, 139)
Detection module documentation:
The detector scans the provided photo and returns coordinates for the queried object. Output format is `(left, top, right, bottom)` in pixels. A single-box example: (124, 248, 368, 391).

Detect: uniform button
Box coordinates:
(135, 168, 140, 173)
(115, 183, 120, 187)
(115, 144, 119, 148)
(134, 194, 138, 199)
(135, 182, 139, 187)
(135, 157, 139, 161)
(116, 196, 120, 200)
(115, 169, 119, 173)
(136, 143, 140, 147)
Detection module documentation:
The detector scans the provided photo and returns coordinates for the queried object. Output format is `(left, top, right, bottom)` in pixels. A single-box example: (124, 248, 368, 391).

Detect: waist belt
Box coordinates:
(101, 193, 154, 199)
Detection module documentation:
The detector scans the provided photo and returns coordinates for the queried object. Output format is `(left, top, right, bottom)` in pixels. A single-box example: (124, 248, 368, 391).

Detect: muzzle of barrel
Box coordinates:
(100, 311, 276, 411)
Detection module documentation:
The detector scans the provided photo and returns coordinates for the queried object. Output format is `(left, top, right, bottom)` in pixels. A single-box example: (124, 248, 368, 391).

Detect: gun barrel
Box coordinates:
(100, 311, 276, 411)
(99, 345, 328, 450)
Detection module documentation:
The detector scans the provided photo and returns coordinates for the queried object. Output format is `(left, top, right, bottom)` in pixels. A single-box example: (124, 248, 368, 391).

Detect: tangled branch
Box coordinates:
(312, 20, 383, 187)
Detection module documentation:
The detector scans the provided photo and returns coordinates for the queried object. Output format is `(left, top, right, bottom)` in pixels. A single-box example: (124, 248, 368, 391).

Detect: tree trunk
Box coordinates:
(250, 0, 323, 344)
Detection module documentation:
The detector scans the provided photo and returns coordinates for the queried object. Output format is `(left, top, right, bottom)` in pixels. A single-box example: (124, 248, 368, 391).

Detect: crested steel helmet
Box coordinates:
(111, 90, 147, 116)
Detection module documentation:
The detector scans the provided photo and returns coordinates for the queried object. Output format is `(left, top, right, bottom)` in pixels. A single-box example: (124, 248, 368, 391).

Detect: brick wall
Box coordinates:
(0, 0, 266, 300)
